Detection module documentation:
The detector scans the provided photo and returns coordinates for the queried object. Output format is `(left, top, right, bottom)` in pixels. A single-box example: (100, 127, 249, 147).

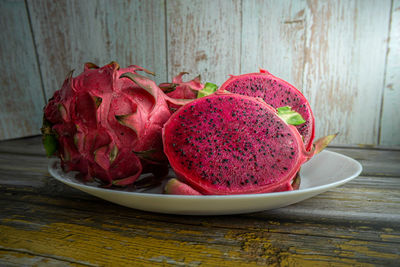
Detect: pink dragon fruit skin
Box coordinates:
(162, 92, 315, 195)
(218, 69, 315, 152)
(43, 62, 189, 186)
(159, 72, 204, 111)
(164, 178, 202, 195)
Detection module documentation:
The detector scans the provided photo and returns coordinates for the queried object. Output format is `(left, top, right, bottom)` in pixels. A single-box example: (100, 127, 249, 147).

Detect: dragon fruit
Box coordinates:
(42, 62, 190, 186)
(159, 72, 204, 111)
(162, 92, 319, 195)
(218, 69, 315, 151)
(164, 178, 202, 195)
(164, 174, 301, 195)
(159, 72, 204, 99)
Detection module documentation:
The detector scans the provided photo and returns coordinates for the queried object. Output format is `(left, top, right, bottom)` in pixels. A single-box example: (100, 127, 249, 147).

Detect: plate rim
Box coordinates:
(48, 150, 363, 200)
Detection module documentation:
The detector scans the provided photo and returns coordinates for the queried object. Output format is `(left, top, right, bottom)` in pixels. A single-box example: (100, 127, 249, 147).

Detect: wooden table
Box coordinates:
(0, 136, 399, 266)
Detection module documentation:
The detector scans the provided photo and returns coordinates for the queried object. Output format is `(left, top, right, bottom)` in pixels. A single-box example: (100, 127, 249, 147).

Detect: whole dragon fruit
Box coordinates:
(42, 62, 190, 186)
(218, 69, 315, 151)
(162, 92, 321, 195)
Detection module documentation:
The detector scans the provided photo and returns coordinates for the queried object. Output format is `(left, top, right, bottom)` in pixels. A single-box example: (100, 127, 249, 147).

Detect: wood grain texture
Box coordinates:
(380, 0, 400, 145)
(0, 136, 399, 265)
(166, 0, 241, 86)
(27, 0, 167, 100)
(0, 0, 44, 140)
(0, 135, 45, 156)
(241, 0, 306, 87)
(302, 0, 391, 145)
(328, 146, 400, 177)
(0, 174, 399, 266)
(1, 0, 399, 146)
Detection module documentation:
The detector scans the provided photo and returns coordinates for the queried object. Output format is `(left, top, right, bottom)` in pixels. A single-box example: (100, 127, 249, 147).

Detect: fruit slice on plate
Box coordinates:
(162, 92, 314, 195)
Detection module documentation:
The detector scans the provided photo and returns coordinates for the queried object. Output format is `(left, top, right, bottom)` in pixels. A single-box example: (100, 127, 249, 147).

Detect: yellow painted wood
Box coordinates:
(0, 148, 399, 266)
(1, 213, 399, 266)
(0, 222, 253, 266)
(0, 249, 85, 267)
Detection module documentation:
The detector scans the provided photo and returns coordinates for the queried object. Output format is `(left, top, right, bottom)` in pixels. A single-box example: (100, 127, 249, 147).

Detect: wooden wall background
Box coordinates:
(0, 0, 399, 146)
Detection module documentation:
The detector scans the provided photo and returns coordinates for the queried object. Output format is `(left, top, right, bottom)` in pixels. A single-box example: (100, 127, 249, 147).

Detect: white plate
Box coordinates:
(48, 150, 362, 215)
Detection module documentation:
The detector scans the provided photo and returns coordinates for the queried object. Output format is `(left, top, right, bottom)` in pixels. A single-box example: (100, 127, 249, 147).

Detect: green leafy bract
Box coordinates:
(277, 106, 306, 126)
(197, 82, 218, 98)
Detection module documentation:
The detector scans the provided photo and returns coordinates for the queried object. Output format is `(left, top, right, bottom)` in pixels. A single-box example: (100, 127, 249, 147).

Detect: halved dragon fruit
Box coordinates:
(162, 92, 316, 195)
(218, 69, 315, 151)
(42, 62, 190, 186)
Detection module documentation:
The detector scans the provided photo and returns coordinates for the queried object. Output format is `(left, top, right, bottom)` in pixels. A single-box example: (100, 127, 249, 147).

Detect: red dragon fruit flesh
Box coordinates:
(42, 62, 190, 187)
(218, 69, 315, 152)
(162, 92, 316, 195)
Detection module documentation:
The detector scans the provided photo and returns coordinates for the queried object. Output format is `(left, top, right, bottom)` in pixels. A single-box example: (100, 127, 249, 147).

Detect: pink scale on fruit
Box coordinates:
(42, 62, 191, 186)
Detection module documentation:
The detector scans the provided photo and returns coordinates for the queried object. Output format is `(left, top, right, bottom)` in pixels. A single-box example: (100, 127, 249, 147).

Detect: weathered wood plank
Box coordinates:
(241, 0, 306, 87)
(1, 175, 399, 241)
(0, 249, 90, 267)
(328, 147, 400, 177)
(380, 0, 400, 145)
(0, 0, 45, 140)
(1, 173, 399, 228)
(0, 135, 44, 156)
(27, 0, 167, 100)
(0, 153, 48, 174)
(0, 139, 399, 264)
(303, 0, 391, 145)
(0, 193, 399, 266)
(166, 0, 241, 86)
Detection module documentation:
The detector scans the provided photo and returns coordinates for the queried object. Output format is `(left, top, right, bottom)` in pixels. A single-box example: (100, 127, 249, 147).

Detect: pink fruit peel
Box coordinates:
(42, 62, 190, 186)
